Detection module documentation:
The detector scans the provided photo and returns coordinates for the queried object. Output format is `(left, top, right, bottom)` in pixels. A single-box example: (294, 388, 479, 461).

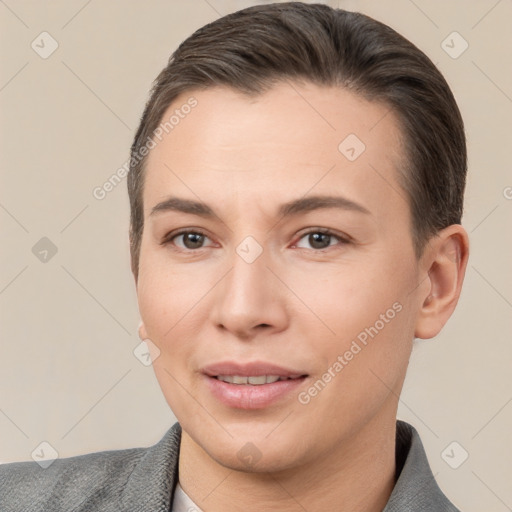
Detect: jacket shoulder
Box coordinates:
(384, 421, 462, 512)
(0, 445, 146, 512)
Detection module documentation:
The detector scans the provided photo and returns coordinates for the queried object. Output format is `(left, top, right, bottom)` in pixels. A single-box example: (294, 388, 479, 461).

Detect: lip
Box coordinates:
(202, 361, 306, 378)
(202, 360, 308, 410)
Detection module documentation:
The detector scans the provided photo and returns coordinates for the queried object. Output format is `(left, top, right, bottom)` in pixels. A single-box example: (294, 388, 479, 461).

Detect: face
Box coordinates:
(136, 82, 426, 472)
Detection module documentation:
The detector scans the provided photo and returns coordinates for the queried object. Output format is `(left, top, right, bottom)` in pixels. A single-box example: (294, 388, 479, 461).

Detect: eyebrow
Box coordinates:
(149, 194, 371, 219)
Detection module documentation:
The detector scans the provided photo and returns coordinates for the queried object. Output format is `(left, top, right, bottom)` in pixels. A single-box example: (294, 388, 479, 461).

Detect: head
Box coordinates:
(128, 3, 469, 473)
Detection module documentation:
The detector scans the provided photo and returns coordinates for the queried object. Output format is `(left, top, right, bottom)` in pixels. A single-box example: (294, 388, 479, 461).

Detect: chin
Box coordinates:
(211, 444, 302, 475)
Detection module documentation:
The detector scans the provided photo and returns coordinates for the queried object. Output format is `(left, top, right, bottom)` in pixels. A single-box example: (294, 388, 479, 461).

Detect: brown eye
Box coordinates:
(307, 232, 332, 249)
(164, 230, 213, 251)
(179, 232, 206, 249)
(295, 229, 347, 250)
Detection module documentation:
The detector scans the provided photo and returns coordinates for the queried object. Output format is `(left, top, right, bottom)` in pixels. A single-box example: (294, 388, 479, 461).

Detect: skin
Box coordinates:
(135, 81, 469, 511)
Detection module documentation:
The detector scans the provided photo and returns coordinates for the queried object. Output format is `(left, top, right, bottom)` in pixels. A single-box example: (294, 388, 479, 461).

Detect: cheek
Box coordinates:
(298, 255, 417, 386)
(136, 246, 224, 388)
(294, 257, 411, 336)
(298, 279, 414, 437)
(136, 252, 206, 413)
(137, 242, 201, 337)
(137, 264, 181, 370)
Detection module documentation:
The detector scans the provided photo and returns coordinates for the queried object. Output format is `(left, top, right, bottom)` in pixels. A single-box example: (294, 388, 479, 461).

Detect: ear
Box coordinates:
(414, 224, 469, 339)
(138, 320, 148, 341)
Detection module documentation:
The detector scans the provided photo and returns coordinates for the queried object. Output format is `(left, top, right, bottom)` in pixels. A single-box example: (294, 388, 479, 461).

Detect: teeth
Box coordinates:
(248, 375, 267, 385)
(216, 375, 286, 385)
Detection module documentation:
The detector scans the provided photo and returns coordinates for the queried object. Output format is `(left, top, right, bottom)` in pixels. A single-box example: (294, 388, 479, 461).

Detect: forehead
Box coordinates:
(142, 82, 407, 221)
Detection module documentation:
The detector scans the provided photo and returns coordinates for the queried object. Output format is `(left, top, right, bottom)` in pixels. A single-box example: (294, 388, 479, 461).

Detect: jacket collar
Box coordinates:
(383, 420, 460, 511)
(120, 422, 182, 511)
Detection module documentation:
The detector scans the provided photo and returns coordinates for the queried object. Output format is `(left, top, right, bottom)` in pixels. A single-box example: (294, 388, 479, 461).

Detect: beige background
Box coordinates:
(0, 0, 511, 510)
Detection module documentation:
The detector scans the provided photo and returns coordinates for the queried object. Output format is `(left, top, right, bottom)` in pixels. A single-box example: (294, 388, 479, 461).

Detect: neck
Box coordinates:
(178, 411, 398, 512)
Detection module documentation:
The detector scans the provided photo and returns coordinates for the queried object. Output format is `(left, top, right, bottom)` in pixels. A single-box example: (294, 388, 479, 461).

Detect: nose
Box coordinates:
(210, 244, 289, 340)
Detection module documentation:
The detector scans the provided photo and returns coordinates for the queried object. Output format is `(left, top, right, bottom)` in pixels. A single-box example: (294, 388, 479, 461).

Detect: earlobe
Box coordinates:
(138, 321, 148, 341)
(414, 225, 469, 340)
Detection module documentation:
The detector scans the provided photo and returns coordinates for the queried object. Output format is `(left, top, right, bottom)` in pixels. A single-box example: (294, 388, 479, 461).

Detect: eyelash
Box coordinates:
(161, 227, 350, 253)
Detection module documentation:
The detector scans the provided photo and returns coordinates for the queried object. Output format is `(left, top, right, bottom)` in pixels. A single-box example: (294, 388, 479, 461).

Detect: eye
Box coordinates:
(293, 228, 349, 250)
(162, 228, 349, 252)
(163, 229, 214, 251)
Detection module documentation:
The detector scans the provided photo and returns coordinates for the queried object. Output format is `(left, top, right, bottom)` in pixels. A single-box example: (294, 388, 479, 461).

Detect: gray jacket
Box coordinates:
(0, 420, 460, 511)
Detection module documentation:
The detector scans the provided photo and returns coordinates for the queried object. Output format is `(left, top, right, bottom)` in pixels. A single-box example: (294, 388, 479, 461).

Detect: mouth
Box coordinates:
(214, 374, 306, 385)
(202, 361, 309, 409)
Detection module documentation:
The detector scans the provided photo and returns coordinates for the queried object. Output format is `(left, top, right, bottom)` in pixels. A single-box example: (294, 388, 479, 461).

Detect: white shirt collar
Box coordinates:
(171, 481, 203, 512)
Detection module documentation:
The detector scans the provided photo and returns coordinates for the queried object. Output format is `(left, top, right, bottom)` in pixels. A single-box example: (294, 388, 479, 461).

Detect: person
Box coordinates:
(0, 2, 469, 511)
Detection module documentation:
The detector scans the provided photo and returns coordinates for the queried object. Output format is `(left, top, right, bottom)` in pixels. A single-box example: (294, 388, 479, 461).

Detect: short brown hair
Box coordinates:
(127, 2, 466, 279)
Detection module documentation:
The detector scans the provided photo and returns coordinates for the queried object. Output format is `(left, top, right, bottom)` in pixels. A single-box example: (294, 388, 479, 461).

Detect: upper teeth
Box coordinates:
(217, 375, 289, 385)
